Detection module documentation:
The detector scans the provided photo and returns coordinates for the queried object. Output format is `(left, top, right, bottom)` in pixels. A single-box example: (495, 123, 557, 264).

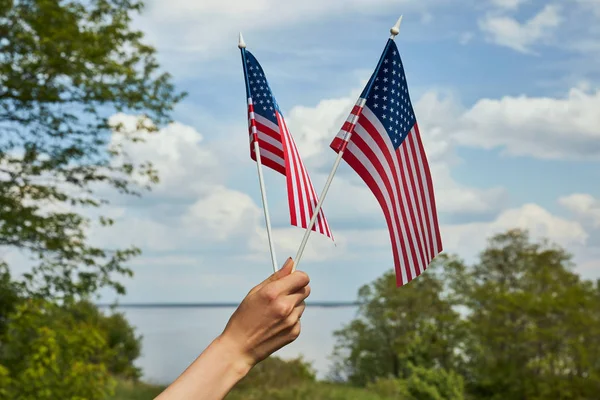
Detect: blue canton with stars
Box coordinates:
(244, 50, 281, 125)
(362, 40, 416, 150)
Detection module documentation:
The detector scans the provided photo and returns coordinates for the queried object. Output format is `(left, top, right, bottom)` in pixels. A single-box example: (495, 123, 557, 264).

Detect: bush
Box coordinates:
(0, 299, 116, 399)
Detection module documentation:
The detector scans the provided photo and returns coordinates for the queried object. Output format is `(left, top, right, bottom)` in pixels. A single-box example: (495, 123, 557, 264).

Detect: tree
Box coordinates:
(0, 299, 116, 399)
(368, 364, 465, 400)
(0, 0, 184, 299)
(331, 258, 463, 386)
(461, 229, 600, 399)
(69, 300, 143, 380)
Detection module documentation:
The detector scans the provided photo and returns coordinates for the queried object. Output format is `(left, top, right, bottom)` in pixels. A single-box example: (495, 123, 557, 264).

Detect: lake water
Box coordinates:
(121, 306, 359, 385)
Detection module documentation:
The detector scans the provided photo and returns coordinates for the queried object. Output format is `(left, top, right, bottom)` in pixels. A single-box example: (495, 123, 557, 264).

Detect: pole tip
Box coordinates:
(238, 32, 246, 49)
(390, 15, 403, 38)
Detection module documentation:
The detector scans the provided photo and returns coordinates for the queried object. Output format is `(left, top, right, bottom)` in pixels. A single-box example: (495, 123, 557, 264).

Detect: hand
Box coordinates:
(155, 258, 310, 400)
(219, 257, 310, 368)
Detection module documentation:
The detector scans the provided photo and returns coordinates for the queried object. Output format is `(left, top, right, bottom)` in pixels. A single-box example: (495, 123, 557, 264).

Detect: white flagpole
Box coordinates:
(292, 16, 403, 272)
(239, 33, 278, 273)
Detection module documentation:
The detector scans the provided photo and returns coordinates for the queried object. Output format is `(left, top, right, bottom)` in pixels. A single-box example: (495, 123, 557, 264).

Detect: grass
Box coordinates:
(110, 379, 166, 400)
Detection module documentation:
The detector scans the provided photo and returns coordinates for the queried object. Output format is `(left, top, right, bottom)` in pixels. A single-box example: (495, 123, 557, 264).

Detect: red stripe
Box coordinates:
(255, 121, 283, 143)
(360, 116, 428, 275)
(398, 137, 429, 271)
(342, 149, 405, 285)
(397, 143, 428, 274)
(278, 113, 307, 229)
(350, 128, 416, 283)
(405, 133, 434, 260)
(250, 150, 286, 176)
(414, 124, 442, 252)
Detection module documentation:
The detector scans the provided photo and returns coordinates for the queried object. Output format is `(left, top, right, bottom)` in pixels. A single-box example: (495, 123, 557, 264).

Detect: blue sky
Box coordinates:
(52, 0, 600, 379)
(79, 0, 600, 306)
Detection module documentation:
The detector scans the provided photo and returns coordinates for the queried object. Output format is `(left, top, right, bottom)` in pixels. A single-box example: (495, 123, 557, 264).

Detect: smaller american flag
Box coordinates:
(242, 49, 333, 239)
(331, 39, 442, 286)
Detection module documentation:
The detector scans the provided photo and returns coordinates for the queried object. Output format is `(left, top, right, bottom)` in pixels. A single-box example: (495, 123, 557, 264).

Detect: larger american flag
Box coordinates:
(330, 40, 442, 286)
(242, 49, 333, 239)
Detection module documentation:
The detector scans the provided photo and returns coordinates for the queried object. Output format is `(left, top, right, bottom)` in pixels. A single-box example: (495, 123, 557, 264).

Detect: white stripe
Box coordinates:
(403, 132, 433, 263)
(258, 148, 285, 169)
(410, 131, 441, 253)
(345, 139, 408, 285)
(280, 115, 311, 228)
(256, 129, 283, 151)
(362, 108, 430, 271)
(255, 114, 281, 134)
(276, 114, 302, 225)
(353, 116, 420, 279)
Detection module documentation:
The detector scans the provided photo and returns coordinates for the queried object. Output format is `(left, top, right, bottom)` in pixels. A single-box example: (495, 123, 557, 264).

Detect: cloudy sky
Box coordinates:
(82, 0, 600, 302)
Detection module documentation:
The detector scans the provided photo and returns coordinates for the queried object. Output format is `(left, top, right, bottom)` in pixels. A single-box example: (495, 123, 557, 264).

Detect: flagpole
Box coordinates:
(292, 16, 403, 272)
(239, 33, 278, 274)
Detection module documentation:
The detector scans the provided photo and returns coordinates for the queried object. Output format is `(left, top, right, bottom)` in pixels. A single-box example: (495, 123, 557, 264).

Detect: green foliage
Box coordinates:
(109, 379, 166, 400)
(235, 356, 316, 391)
(0, 0, 184, 299)
(70, 301, 143, 380)
(331, 257, 463, 386)
(0, 299, 116, 399)
(368, 365, 464, 400)
(228, 382, 390, 400)
(0, 263, 21, 336)
(460, 229, 600, 399)
(332, 229, 600, 400)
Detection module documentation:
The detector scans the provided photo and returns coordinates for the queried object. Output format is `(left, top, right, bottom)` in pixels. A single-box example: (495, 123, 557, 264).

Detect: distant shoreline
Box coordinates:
(97, 302, 360, 309)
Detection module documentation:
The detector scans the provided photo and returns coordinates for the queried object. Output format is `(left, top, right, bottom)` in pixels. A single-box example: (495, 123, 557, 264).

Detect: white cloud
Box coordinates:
(138, 0, 424, 58)
(478, 4, 562, 53)
(559, 193, 600, 227)
(490, 0, 528, 10)
(442, 203, 589, 263)
(286, 89, 508, 216)
(454, 87, 600, 159)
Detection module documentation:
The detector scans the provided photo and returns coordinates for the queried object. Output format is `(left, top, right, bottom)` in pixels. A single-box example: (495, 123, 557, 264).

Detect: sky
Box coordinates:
(2, 0, 599, 381)
(85, 0, 600, 305)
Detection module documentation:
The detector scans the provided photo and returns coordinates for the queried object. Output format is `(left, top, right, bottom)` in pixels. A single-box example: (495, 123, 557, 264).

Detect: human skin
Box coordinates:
(155, 258, 310, 400)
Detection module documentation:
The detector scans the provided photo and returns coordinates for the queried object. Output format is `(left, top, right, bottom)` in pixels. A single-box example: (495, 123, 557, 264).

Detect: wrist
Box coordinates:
(211, 333, 254, 381)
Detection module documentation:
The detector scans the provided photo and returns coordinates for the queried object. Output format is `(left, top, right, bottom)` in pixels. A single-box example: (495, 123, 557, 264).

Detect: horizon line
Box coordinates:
(97, 301, 361, 309)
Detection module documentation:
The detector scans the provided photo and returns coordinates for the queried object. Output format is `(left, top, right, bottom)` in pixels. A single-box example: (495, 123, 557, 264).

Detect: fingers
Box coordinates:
(249, 258, 294, 295)
(288, 285, 311, 306)
(272, 269, 310, 295)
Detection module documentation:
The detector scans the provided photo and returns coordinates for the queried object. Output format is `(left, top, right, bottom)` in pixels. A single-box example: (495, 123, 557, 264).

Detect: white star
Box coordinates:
(383, 87, 388, 92)
(374, 103, 379, 108)
(384, 59, 389, 64)
(383, 77, 389, 83)
(374, 85, 379, 91)
(384, 68, 389, 73)
(383, 96, 388, 101)
(374, 94, 379, 99)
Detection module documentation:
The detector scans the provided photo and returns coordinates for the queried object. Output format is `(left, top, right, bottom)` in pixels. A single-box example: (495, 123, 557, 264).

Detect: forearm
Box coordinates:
(155, 334, 252, 400)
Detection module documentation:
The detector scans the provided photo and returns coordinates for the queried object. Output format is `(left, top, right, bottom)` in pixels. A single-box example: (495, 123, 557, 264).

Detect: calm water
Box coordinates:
(121, 307, 358, 384)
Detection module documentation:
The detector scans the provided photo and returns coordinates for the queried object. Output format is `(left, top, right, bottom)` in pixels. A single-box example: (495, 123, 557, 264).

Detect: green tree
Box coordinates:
(69, 300, 142, 380)
(331, 258, 463, 386)
(0, 263, 21, 336)
(0, 0, 184, 299)
(0, 299, 116, 399)
(461, 229, 600, 400)
(234, 356, 316, 392)
(368, 364, 465, 400)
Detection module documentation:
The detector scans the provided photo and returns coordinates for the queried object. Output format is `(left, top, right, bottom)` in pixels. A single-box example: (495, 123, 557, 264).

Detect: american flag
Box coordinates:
(242, 49, 333, 239)
(330, 40, 442, 286)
